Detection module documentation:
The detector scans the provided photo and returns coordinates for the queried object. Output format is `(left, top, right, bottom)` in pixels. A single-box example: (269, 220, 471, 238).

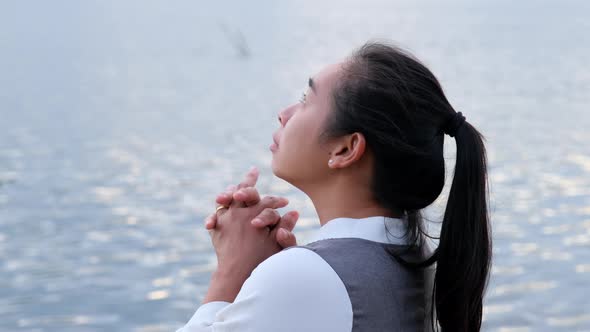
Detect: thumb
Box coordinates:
(277, 228, 297, 248)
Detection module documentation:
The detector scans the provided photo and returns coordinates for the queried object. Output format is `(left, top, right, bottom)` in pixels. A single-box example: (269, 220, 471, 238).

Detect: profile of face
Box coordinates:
(271, 61, 349, 190)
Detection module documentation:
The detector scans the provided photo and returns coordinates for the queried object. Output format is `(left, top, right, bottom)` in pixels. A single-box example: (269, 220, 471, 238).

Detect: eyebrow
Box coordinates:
(308, 77, 316, 93)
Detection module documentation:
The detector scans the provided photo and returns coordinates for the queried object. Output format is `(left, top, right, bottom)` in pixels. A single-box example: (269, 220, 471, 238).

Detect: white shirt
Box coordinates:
(176, 216, 431, 332)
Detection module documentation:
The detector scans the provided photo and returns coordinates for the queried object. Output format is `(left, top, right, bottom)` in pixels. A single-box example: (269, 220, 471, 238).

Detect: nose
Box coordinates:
(277, 103, 297, 127)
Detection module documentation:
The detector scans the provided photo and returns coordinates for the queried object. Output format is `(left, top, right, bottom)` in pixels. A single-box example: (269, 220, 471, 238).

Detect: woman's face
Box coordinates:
(271, 62, 344, 189)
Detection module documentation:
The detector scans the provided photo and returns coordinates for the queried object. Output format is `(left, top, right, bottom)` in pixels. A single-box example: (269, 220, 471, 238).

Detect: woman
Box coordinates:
(177, 41, 492, 332)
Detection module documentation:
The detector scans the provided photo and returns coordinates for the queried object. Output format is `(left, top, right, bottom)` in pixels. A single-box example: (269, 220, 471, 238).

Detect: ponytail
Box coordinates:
(433, 120, 492, 331)
(326, 41, 492, 332)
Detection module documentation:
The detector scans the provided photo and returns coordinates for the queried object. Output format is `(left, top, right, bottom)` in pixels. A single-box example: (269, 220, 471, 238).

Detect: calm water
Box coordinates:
(1, 1, 589, 331)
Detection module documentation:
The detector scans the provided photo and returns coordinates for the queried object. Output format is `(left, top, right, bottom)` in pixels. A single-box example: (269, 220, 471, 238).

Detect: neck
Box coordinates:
(305, 176, 403, 226)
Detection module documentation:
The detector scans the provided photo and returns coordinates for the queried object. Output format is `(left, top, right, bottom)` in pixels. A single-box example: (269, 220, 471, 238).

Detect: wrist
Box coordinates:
(202, 268, 249, 304)
(213, 265, 252, 284)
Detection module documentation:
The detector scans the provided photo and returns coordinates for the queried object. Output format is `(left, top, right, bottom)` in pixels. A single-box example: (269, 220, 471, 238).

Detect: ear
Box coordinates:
(329, 133, 366, 168)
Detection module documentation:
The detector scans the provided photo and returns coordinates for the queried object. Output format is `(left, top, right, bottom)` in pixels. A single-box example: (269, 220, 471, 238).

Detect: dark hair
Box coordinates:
(320, 41, 492, 332)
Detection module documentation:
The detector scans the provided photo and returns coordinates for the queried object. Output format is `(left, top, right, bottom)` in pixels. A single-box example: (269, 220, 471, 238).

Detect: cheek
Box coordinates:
(287, 113, 314, 140)
(282, 126, 306, 153)
(281, 110, 327, 156)
(287, 127, 324, 161)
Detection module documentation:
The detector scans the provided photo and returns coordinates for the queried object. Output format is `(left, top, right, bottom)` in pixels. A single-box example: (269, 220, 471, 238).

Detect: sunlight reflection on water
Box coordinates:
(0, 0, 589, 331)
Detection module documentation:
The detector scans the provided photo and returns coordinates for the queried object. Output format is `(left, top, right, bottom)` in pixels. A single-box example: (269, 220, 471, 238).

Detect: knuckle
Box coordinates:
(262, 207, 278, 218)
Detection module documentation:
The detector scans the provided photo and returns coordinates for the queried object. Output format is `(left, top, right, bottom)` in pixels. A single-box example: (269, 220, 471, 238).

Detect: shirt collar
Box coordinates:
(305, 215, 409, 245)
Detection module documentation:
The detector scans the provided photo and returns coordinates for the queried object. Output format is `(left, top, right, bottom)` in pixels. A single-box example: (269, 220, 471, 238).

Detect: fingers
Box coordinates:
(257, 195, 289, 210)
(230, 167, 260, 209)
(277, 228, 297, 248)
(237, 166, 259, 190)
(276, 211, 299, 232)
(247, 208, 299, 231)
(250, 209, 299, 248)
(216, 184, 238, 205)
(204, 213, 217, 230)
(233, 187, 261, 207)
(216, 194, 232, 206)
(251, 208, 281, 227)
(275, 211, 298, 248)
(215, 167, 258, 209)
(208, 169, 259, 231)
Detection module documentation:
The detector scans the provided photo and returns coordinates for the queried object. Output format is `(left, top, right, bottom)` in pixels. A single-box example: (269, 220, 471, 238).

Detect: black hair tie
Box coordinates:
(443, 112, 466, 138)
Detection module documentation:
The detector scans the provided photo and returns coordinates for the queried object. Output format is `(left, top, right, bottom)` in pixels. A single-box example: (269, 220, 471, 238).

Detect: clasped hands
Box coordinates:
(202, 167, 299, 303)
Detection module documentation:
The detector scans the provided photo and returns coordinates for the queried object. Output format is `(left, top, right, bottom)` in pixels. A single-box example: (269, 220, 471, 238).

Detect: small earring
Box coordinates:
(328, 159, 334, 165)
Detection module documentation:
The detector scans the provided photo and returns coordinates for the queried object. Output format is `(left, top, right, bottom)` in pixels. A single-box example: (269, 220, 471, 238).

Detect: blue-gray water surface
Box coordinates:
(1, 1, 589, 331)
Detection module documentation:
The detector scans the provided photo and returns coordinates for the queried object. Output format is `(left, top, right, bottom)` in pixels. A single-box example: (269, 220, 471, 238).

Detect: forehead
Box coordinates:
(310, 61, 345, 96)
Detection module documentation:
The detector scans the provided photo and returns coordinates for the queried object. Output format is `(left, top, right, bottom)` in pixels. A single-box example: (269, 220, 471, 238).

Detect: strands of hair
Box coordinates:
(323, 41, 492, 332)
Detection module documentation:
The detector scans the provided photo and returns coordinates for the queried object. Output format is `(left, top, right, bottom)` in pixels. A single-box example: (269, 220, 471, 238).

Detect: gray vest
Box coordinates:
(285, 238, 426, 331)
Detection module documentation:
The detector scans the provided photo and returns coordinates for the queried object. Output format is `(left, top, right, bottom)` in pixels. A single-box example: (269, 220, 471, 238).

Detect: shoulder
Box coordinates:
(179, 247, 353, 332)
(301, 238, 413, 275)
(245, 246, 346, 294)
(230, 247, 353, 331)
(299, 239, 426, 304)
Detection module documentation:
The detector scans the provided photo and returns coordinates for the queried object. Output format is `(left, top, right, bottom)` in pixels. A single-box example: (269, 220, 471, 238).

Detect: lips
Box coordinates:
(270, 133, 280, 152)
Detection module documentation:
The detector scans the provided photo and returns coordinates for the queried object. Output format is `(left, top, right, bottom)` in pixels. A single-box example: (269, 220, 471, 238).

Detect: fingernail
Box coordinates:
(279, 228, 289, 238)
(251, 218, 262, 225)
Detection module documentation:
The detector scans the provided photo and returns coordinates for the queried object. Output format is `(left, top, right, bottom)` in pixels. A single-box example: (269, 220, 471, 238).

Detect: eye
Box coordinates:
(299, 91, 307, 104)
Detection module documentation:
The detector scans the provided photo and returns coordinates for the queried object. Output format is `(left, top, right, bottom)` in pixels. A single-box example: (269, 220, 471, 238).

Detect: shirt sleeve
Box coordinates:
(175, 247, 353, 332)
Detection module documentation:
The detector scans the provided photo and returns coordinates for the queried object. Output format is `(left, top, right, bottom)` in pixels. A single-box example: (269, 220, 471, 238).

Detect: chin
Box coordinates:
(270, 157, 282, 178)
(270, 157, 291, 183)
